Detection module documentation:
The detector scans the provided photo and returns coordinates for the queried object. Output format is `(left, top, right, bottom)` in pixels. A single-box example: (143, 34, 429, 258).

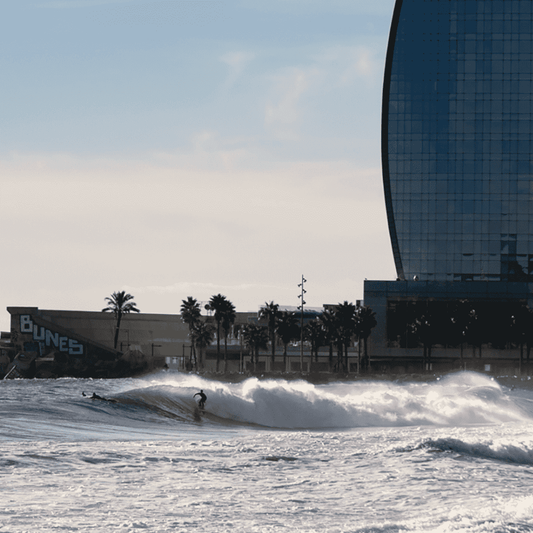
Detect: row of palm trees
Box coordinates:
(180, 295, 377, 373)
(102, 290, 533, 375)
(181, 294, 236, 373)
(100, 291, 377, 374)
(306, 302, 377, 373)
(396, 299, 533, 372)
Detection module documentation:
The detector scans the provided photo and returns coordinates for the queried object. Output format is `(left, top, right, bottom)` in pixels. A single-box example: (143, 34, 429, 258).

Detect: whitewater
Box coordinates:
(2, 372, 533, 532)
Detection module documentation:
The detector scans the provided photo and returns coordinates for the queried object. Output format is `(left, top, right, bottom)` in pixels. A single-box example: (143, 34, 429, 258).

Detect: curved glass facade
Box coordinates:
(383, 0, 533, 282)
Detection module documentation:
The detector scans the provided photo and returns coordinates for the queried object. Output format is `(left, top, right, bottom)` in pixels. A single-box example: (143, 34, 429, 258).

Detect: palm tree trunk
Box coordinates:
(216, 321, 221, 372)
(363, 337, 369, 373)
(224, 335, 228, 374)
(344, 343, 348, 373)
(114, 313, 122, 350)
(358, 337, 361, 374)
(191, 340, 197, 369)
(239, 336, 243, 372)
(336, 342, 343, 372)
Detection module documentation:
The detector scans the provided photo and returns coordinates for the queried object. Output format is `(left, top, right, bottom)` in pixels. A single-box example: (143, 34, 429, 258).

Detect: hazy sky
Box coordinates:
(1, 0, 397, 331)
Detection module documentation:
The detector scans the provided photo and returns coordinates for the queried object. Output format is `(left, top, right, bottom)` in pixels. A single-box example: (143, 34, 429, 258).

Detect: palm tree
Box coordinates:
(191, 321, 215, 370)
(208, 294, 235, 372)
(304, 319, 324, 363)
(207, 294, 227, 371)
(334, 301, 357, 372)
(259, 301, 280, 365)
(464, 308, 483, 359)
(410, 314, 434, 372)
(508, 303, 533, 376)
(276, 311, 299, 368)
(233, 323, 246, 372)
(180, 297, 201, 367)
(221, 299, 236, 373)
(319, 308, 337, 371)
(355, 305, 377, 373)
(102, 291, 140, 350)
(242, 323, 268, 372)
(450, 299, 475, 370)
(524, 308, 533, 376)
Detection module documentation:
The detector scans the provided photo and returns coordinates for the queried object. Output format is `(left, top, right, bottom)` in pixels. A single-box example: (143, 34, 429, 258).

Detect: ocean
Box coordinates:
(1, 371, 533, 532)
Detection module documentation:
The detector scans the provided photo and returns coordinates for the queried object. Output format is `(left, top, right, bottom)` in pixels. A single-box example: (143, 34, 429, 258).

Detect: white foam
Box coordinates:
(128, 371, 532, 429)
(423, 436, 533, 465)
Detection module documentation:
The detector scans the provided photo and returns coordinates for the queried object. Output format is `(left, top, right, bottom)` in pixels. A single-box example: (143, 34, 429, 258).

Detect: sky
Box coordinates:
(1, 0, 397, 331)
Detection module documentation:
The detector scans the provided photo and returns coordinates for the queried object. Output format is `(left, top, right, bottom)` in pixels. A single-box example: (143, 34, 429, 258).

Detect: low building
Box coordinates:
(6, 306, 194, 378)
(4, 306, 365, 378)
(364, 280, 533, 375)
(4, 306, 269, 378)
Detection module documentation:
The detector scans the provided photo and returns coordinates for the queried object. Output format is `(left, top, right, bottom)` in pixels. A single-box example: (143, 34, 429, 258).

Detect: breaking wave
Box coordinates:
(420, 436, 533, 465)
(108, 371, 533, 429)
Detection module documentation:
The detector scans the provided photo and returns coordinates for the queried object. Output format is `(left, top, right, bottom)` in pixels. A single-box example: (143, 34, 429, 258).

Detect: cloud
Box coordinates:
(1, 142, 383, 224)
(221, 51, 255, 90)
(310, 44, 381, 88)
(262, 44, 382, 140)
(0, 145, 389, 257)
(0, 139, 395, 320)
(265, 67, 320, 139)
(336, 47, 380, 87)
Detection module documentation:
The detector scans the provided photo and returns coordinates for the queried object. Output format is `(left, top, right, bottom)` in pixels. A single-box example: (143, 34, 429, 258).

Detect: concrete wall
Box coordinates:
(36, 308, 191, 359)
(8, 307, 256, 366)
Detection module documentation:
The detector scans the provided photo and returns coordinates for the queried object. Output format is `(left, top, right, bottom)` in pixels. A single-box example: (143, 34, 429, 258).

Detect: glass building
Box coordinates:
(383, 0, 533, 283)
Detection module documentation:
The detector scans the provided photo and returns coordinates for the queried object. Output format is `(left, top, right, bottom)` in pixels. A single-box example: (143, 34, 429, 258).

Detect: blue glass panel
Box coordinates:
(383, 0, 533, 282)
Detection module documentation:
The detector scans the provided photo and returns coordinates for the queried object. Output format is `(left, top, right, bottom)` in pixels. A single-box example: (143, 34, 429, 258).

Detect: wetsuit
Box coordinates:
(194, 391, 207, 409)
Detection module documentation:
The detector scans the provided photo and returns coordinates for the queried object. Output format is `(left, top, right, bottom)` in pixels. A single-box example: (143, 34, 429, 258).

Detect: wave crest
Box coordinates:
(117, 371, 532, 429)
(421, 437, 533, 465)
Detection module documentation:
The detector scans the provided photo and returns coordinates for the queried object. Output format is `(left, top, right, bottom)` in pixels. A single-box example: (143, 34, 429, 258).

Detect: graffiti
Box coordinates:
(20, 315, 84, 355)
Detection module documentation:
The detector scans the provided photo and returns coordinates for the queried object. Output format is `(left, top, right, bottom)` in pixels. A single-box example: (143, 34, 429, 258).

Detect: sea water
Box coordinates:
(1, 371, 533, 532)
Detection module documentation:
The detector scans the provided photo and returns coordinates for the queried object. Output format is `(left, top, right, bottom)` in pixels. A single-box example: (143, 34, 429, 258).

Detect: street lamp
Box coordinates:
(297, 275, 307, 371)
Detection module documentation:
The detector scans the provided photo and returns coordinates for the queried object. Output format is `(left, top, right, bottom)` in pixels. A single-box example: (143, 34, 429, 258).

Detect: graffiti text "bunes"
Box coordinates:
(20, 315, 84, 355)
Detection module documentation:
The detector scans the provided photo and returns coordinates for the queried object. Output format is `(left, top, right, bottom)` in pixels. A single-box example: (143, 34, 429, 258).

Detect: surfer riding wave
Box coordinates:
(193, 390, 207, 410)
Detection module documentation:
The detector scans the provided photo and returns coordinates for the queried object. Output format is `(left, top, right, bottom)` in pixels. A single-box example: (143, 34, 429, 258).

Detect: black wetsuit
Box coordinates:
(82, 392, 116, 402)
(194, 391, 207, 409)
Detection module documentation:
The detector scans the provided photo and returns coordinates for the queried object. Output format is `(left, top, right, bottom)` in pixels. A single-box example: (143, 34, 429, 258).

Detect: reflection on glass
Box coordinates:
(383, 0, 533, 282)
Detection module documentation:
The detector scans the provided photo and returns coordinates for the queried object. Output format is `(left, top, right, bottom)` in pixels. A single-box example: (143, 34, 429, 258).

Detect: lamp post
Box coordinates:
(297, 275, 307, 371)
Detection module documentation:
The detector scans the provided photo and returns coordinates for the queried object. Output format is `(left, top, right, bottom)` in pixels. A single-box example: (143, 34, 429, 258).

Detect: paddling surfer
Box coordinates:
(193, 390, 207, 409)
(82, 392, 116, 403)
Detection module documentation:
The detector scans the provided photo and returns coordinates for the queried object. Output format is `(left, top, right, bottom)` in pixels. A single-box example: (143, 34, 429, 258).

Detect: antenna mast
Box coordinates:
(297, 275, 307, 371)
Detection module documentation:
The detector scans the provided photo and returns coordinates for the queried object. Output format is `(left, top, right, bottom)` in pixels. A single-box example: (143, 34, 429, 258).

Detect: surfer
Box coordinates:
(82, 392, 116, 403)
(193, 390, 207, 409)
